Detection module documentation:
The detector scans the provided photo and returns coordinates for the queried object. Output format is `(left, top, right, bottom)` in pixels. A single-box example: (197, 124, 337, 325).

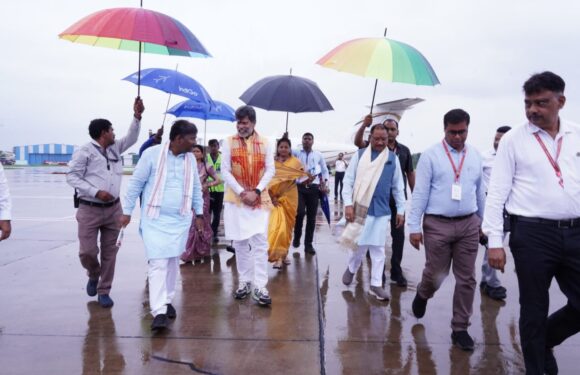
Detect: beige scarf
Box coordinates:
(340, 147, 390, 250)
(146, 141, 194, 219)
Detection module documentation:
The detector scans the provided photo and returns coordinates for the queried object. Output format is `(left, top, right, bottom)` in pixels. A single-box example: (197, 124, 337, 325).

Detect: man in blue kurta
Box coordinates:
(340, 124, 406, 301)
(121, 120, 204, 331)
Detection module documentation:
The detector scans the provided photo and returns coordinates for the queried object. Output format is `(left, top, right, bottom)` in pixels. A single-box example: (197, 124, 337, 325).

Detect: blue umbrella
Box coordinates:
(167, 100, 235, 143)
(167, 100, 235, 121)
(122, 68, 213, 105)
(239, 74, 333, 132)
(319, 190, 331, 226)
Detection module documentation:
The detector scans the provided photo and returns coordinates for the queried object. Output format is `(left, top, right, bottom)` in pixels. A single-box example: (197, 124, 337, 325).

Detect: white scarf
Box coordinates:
(146, 141, 194, 219)
(340, 147, 389, 250)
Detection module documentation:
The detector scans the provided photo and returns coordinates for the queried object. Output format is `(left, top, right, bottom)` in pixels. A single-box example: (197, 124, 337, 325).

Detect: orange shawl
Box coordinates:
(224, 132, 271, 208)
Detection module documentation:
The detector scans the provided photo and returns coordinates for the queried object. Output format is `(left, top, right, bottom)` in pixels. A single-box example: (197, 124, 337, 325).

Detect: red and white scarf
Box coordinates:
(146, 141, 194, 218)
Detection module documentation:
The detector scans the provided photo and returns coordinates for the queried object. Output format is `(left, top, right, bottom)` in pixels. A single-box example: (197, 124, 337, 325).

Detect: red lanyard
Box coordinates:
(533, 133, 564, 188)
(442, 140, 466, 183)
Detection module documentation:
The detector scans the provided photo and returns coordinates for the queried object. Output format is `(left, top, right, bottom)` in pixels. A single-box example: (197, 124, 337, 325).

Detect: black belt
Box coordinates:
(511, 215, 580, 229)
(79, 198, 120, 208)
(426, 213, 474, 221)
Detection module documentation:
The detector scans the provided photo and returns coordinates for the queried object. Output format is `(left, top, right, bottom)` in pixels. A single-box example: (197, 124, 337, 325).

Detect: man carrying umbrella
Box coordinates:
(293, 133, 330, 254)
(221, 106, 275, 306)
(340, 124, 405, 301)
(67, 97, 145, 308)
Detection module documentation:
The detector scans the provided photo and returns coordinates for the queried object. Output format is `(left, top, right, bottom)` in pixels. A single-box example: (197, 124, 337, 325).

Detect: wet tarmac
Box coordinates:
(0, 167, 578, 374)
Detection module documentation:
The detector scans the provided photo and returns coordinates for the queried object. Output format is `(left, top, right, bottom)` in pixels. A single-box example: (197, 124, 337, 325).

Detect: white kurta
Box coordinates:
(122, 145, 204, 259)
(220, 134, 275, 241)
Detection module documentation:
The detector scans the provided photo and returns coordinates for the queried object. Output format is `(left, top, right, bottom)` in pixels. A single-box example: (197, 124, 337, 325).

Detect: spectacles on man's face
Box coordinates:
(446, 129, 467, 136)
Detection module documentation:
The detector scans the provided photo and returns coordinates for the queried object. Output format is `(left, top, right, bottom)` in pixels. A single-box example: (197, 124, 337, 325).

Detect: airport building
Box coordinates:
(12, 144, 77, 165)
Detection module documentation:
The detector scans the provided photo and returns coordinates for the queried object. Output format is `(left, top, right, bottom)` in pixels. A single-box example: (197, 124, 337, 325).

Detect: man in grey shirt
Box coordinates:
(67, 97, 144, 308)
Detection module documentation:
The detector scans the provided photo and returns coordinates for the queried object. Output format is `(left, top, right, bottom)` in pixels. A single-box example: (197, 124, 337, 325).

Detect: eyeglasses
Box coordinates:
(446, 129, 467, 136)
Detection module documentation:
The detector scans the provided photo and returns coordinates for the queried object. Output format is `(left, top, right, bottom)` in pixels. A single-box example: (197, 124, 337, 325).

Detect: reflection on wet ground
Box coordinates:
(0, 169, 578, 374)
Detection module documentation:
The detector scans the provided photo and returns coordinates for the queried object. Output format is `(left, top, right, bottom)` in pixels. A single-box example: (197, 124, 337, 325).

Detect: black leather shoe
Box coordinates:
(292, 239, 300, 248)
(451, 330, 474, 351)
(483, 285, 507, 300)
(86, 278, 98, 297)
(151, 314, 168, 331)
(412, 293, 427, 318)
(304, 245, 316, 254)
(226, 245, 235, 253)
(391, 275, 408, 287)
(166, 304, 176, 319)
(545, 348, 559, 375)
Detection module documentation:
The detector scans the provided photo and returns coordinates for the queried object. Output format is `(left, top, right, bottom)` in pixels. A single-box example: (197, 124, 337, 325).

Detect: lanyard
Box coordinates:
(533, 133, 564, 188)
(442, 140, 467, 183)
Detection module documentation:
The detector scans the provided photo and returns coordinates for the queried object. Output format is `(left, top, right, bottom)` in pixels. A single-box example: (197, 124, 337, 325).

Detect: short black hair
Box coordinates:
(277, 137, 292, 149)
(523, 71, 565, 95)
(496, 126, 511, 134)
(208, 139, 219, 146)
(443, 109, 470, 129)
(302, 132, 314, 139)
(382, 118, 399, 129)
(169, 120, 197, 141)
(235, 105, 256, 123)
(88, 119, 112, 140)
(370, 123, 388, 134)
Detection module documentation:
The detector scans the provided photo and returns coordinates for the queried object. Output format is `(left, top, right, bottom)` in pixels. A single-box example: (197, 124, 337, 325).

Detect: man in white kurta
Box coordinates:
(0, 163, 12, 241)
(121, 120, 204, 331)
(341, 124, 405, 301)
(221, 105, 275, 306)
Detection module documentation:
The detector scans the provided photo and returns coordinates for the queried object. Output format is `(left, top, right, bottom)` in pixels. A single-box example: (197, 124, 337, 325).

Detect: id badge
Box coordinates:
(451, 183, 462, 201)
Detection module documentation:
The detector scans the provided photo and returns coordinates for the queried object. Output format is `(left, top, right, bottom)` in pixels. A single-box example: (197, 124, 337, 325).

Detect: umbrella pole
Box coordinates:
(369, 28, 388, 114)
(285, 112, 289, 133)
(204, 120, 207, 146)
(137, 41, 142, 97)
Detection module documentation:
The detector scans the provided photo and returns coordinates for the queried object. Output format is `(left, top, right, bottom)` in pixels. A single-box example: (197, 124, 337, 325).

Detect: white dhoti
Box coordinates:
(224, 202, 270, 288)
(148, 257, 179, 317)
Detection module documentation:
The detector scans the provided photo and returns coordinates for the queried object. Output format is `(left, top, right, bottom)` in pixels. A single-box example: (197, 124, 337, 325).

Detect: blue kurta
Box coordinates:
(122, 145, 204, 260)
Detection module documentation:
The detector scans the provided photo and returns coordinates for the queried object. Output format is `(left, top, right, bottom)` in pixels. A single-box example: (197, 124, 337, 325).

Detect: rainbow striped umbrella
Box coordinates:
(59, 7, 211, 95)
(317, 37, 439, 86)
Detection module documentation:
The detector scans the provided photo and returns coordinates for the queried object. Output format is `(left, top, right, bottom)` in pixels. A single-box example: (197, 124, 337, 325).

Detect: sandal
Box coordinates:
(273, 260, 283, 269)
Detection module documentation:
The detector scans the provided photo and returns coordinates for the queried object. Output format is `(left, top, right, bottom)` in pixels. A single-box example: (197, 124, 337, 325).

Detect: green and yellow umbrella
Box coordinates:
(316, 37, 439, 110)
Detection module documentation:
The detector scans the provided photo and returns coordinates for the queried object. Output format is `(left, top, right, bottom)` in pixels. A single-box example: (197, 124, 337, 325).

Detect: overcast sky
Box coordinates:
(1, 0, 579, 154)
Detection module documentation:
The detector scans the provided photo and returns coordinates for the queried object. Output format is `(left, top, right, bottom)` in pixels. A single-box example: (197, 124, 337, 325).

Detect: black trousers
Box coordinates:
(334, 172, 345, 199)
(209, 191, 224, 238)
(389, 197, 405, 279)
(509, 218, 580, 375)
(293, 184, 320, 247)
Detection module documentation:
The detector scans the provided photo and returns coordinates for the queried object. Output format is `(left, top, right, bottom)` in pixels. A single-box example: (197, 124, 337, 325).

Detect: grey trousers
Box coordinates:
(417, 213, 480, 331)
(76, 202, 122, 295)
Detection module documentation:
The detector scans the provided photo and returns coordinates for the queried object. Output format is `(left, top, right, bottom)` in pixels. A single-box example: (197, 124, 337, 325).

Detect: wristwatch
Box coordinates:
(196, 214, 204, 219)
(254, 188, 261, 195)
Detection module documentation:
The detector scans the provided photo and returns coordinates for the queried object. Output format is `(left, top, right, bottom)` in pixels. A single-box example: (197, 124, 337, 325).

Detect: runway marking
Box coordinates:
(12, 196, 70, 199)
(13, 216, 75, 222)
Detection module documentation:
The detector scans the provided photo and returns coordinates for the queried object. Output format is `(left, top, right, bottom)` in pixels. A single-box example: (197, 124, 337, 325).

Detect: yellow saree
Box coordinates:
(267, 156, 307, 262)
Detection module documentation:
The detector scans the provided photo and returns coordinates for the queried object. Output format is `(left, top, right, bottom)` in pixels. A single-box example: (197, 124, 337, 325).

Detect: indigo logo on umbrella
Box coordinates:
(178, 86, 199, 97)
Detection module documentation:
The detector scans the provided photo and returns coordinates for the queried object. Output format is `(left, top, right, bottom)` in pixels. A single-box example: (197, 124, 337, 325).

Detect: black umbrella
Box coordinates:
(239, 73, 334, 132)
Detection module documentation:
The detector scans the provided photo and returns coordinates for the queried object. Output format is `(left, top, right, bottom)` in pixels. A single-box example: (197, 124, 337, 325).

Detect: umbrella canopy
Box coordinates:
(59, 7, 211, 57)
(316, 38, 439, 86)
(167, 100, 235, 121)
(239, 75, 334, 113)
(122, 68, 213, 104)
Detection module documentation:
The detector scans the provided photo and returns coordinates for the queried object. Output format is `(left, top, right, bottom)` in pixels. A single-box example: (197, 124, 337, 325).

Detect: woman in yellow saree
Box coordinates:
(268, 138, 308, 269)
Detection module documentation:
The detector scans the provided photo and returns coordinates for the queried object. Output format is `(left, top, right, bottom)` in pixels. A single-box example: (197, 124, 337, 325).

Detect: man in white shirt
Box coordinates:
(334, 153, 347, 201)
(0, 163, 12, 241)
(293, 133, 330, 254)
(479, 125, 511, 301)
(483, 71, 580, 375)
